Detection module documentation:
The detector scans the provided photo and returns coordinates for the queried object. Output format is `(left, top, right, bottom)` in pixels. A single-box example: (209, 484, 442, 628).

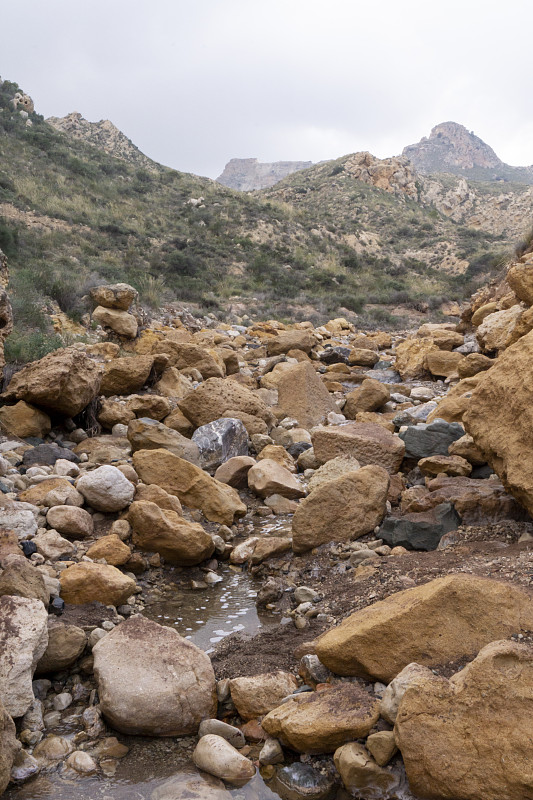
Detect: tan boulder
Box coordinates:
(163, 407, 195, 437)
(247, 459, 305, 500)
(476, 305, 523, 353)
(257, 444, 295, 472)
(343, 378, 390, 418)
(134, 483, 182, 514)
(86, 534, 131, 566)
(395, 640, 533, 800)
(179, 378, 272, 428)
(222, 409, 268, 436)
(152, 341, 224, 378)
(276, 361, 337, 429)
(60, 562, 137, 606)
(73, 435, 131, 464)
(125, 394, 171, 421)
(0, 401, 51, 438)
(464, 328, 533, 515)
(426, 375, 482, 423)
(192, 735, 255, 787)
(506, 259, 533, 305)
(97, 398, 135, 428)
(35, 621, 87, 675)
(394, 337, 438, 380)
(456, 352, 493, 379)
(307, 455, 360, 493)
(127, 418, 200, 465)
(421, 328, 464, 351)
(471, 301, 498, 326)
(365, 731, 398, 767)
(292, 466, 389, 553)
(418, 454, 472, 477)
(312, 423, 405, 474)
(229, 672, 299, 720)
(214, 456, 256, 489)
(250, 536, 292, 562)
(100, 356, 154, 396)
(18, 477, 73, 505)
(347, 348, 379, 367)
(0, 557, 49, 605)
(355, 412, 395, 431)
(334, 742, 399, 796)
(448, 433, 486, 465)
(90, 283, 137, 310)
(128, 500, 214, 566)
(153, 367, 193, 399)
(315, 574, 533, 682)
(132, 449, 246, 525)
(1, 347, 102, 416)
(265, 330, 316, 356)
(261, 683, 380, 753)
(425, 349, 464, 378)
(92, 306, 137, 338)
(46, 505, 93, 539)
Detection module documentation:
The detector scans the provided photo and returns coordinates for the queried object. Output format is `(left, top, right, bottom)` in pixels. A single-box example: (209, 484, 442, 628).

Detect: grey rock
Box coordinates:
(198, 719, 245, 748)
(271, 762, 335, 799)
(192, 417, 249, 471)
(380, 502, 461, 551)
(399, 418, 464, 459)
(22, 444, 79, 467)
(128, 417, 201, 466)
(393, 401, 438, 426)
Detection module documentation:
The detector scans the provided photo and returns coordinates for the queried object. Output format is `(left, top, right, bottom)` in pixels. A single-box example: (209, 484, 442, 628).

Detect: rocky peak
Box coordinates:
(402, 122, 503, 174)
(46, 112, 157, 170)
(216, 157, 313, 191)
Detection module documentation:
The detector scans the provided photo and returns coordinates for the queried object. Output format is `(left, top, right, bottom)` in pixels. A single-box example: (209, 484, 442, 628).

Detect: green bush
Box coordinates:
(4, 330, 63, 364)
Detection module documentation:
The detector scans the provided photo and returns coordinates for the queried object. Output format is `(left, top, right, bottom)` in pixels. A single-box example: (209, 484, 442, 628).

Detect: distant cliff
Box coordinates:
(216, 158, 313, 191)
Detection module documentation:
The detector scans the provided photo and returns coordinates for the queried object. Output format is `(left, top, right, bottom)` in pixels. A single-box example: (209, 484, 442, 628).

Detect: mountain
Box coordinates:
(403, 121, 533, 183)
(216, 158, 313, 191)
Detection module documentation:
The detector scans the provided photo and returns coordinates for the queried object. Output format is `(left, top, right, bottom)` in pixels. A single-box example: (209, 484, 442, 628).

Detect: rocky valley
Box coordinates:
(1, 76, 533, 800)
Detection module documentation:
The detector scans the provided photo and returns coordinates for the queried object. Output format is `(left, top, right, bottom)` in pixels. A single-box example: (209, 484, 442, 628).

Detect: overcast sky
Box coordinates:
(2, 0, 533, 178)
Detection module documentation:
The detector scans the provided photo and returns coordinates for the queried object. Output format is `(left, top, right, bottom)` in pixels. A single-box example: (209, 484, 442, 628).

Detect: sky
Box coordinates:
(2, 0, 533, 179)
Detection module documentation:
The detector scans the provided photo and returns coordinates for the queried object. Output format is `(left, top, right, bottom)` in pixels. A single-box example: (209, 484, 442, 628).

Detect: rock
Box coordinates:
(93, 615, 217, 735)
(33, 530, 75, 561)
(2, 347, 102, 417)
(251, 536, 292, 563)
(66, 750, 97, 774)
(152, 341, 224, 378)
(23, 442, 79, 468)
(271, 762, 335, 800)
(229, 672, 299, 720)
(152, 771, 232, 800)
(418, 454, 472, 477)
(90, 283, 138, 310)
(426, 349, 464, 377)
(93, 306, 138, 338)
(259, 738, 284, 765)
(266, 330, 316, 356)
(399, 419, 464, 459)
(457, 352, 493, 378)
(344, 379, 390, 418)
(0, 284, 13, 375)
(163, 407, 195, 437)
(85, 534, 131, 566)
(464, 329, 533, 515)
(276, 361, 337, 429)
(307, 456, 360, 492)
(192, 417, 249, 470)
(125, 394, 172, 421)
(153, 367, 194, 399)
(0, 401, 51, 438)
(471, 301, 498, 326)
(10, 749, 39, 783)
(476, 305, 523, 353)
(46, 505, 93, 539)
(0, 595, 48, 717)
(132, 449, 246, 525)
(192, 735, 255, 786)
(0, 701, 18, 794)
(100, 355, 154, 396)
(0, 558, 49, 605)
(248, 459, 305, 500)
(127, 417, 201, 465)
(292, 466, 389, 552)
(198, 719, 245, 748)
(379, 502, 460, 550)
(214, 456, 256, 489)
(312, 423, 405, 474)
(33, 735, 72, 762)
(426, 376, 481, 424)
(60, 563, 137, 606)
(74, 434, 132, 465)
(333, 742, 399, 798)
(394, 337, 439, 380)
(35, 622, 86, 675)
(447, 433, 486, 465)
(262, 683, 379, 753)
(395, 640, 533, 800)
(263, 495, 298, 514)
(348, 348, 380, 367)
(76, 465, 135, 512)
(0, 508, 37, 539)
(365, 731, 398, 766)
(128, 500, 214, 565)
(179, 377, 272, 428)
(380, 662, 434, 724)
(315, 574, 533, 682)
(133, 482, 182, 514)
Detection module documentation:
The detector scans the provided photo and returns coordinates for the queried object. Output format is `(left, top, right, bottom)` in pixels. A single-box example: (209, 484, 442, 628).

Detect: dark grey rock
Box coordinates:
(192, 417, 248, 470)
(319, 346, 351, 365)
(380, 502, 461, 551)
(287, 441, 312, 459)
(22, 443, 79, 467)
(364, 368, 401, 383)
(272, 762, 336, 800)
(399, 418, 464, 459)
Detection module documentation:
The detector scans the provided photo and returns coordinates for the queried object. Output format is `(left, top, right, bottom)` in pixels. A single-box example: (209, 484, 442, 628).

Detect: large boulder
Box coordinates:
(248, 459, 305, 500)
(399, 419, 464, 459)
(0, 595, 48, 717)
(0, 699, 17, 795)
(90, 283, 138, 310)
(426, 349, 464, 378)
(152, 341, 224, 378)
(93, 615, 217, 735)
(0, 401, 51, 438)
(1, 347, 102, 416)
(192, 735, 255, 787)
(46, 505, 94, 539)
(334, 742, 399, 797)
(0, 558, 49, 605)
(179, 377, 272, 429)
(395, 640, 533, 800)
(191, 417, 249, 470)
(344, 378, 390, 419)
(128, 500, 214, 565)
(152, 771, 232, 800)
(76, 465, 135, 512)
(85, 534, 132, 566)
(276, 361, 337, 429)
(127, 417, 201, 465)
(265, 330, 316, 356)
(464, 328, 533, 516)
(292, 466, 389, 552)
(394, 337, 438, 380)
(132, 449, 246, 525)
(35, 621, 87, 675)
(92, 306, 138, 338)
(379, 502, 460, 550)
(315, 575, 533, 682)
(100, 355, 154, 396)
(476, 305, 523, 353)
(60, 563, 137, 606)
(229, 672, 299, 720)
(312, 423, 405, 474)
(261, 683, 379, 753)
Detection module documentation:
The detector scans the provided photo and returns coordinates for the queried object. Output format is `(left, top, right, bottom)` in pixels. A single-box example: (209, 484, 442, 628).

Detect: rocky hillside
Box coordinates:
(403, 121, 533, 183)
(216, 157, 313, 191)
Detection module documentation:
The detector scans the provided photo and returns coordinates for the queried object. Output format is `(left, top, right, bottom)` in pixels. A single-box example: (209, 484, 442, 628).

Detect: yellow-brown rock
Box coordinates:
(163, 408, 195, 437)
(426, 349, 464, 378)
(315, 574, 533, 682)
(394, 337, 439, 380)
(292, 466, 389, 552)
(248, 459, 305, 500)
(265, 330, 316, 356)
(447, 434, 486, 465)
(92, 306, 138, 339)
(1, 347, 103, 417)
(134, 483, 182, 514)
(100, 356, 154, 396)
(456, 352, 493, 379)
(179, 378, 272, 428)
(0, 401, 51, 438)
(60, 562, 136, 606)
(276, 362, 336, 429)
(97, 398, 135, 428)
(128, 500, 214, 566)
(334, 742, 399, 796)
(395, 640, 533, 800)
(347, 348, 379, 367)
(312, 423, 405, 474)
(471, 301, 498, 327)
(343, 378, 390, 418)
(132, 449, 246, 525)
(152, 341, 224, 378)
(229, 672, 299, 720)
(476, 305, 523, 354)
(257, 445, 296, 472)
(18, 477, 73, 504)
(261, 683, 380, 753)
(74, 435, 131, 464)
(153, 367, 193, 399)
(506, 259, 533, 305)
(418, 454, 472, 477)
(90, 283, 138, 310)
(86, 535, 131, 566)
(427, 376, 482, 423)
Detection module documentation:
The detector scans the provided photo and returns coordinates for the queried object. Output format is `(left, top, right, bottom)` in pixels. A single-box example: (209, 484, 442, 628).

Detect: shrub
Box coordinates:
(4, 330, 63, 364)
